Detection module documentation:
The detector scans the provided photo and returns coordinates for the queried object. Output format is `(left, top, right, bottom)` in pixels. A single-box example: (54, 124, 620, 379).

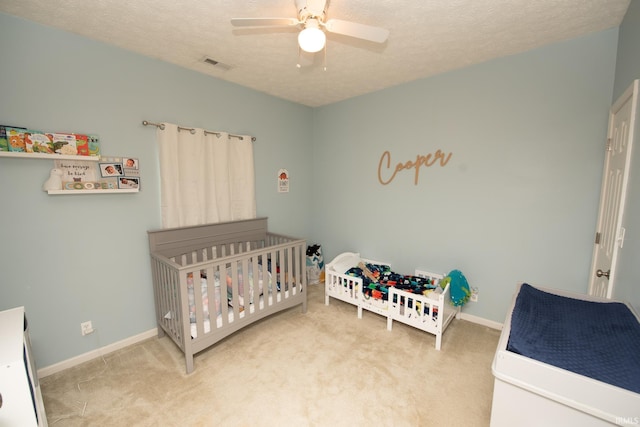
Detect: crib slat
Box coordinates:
(162, 264, 177, 338)
(230, 259, 242, 321)
(250, 256, 260, 312)
(273, 247, 281, 306)
(218, 262, 230, 329)
(241, 257, 250, 315)
(191, 269, 205, 339)
(168, 267, 180, 340)
(278, 246, 285, 300)
(203, 265, 214, 333)
(285, 245, 293, 297)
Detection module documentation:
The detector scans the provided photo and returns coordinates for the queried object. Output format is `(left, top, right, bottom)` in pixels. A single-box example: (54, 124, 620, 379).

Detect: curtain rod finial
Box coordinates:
(142, 120, 165, 130)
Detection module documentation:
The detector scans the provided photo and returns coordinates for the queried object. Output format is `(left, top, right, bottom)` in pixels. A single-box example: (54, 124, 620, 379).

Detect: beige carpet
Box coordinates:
(41, 283, 501, 426)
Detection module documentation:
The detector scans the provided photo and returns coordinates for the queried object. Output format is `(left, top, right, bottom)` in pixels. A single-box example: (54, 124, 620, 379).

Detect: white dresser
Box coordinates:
(0, 306, 48, 426)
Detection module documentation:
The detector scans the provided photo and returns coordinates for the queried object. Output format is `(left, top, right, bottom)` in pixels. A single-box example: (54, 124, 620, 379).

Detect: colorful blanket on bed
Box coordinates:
(507, 283, 640, 394)
(345, 262, 438, 301)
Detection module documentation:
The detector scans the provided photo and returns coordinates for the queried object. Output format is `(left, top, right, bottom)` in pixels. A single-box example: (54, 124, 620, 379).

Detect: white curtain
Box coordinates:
(156, 123, 256, 228)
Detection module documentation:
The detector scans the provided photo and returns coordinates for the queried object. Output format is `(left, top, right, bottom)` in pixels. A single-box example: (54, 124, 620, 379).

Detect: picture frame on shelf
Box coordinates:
(99, 162, 123, 177)
(118, 177, 139, 189)
(55, 159, 99, 182)
(124, 157, 138, 169)
(123, 157, 140, 178)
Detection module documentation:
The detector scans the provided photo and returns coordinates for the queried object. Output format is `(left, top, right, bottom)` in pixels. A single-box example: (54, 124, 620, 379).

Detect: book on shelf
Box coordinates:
(6, 127, 27, 152)
(0, 125, 26, 152)
(0, 126, 101, 157)
(25, 131, 55, 154)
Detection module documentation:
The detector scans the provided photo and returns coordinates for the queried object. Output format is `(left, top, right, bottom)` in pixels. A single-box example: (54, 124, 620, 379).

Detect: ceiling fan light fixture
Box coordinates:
(298, 20, 325, 53)
(232, 0, 390, 61)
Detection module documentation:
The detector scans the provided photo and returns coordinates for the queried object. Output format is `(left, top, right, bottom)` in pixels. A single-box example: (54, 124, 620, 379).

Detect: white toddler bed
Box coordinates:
(148, 218, 307, 374)
(325, 252, 460, 350)
(491, 283, 640, 426)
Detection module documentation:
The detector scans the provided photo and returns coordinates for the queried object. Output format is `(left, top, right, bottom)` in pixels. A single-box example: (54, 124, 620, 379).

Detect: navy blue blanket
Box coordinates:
(507, 283, 640, 394)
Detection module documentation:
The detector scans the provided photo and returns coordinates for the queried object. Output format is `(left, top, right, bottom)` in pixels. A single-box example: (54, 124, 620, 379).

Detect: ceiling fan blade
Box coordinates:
(324, 19, 389, 43)
(231, 17, 299, 27)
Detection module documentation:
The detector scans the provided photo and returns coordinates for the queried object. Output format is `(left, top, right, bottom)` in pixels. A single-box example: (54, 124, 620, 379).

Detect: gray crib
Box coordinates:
(148, 218, 307, 373)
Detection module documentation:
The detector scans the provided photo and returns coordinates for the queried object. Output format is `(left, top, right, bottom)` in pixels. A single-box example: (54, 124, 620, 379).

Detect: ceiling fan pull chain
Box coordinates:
(323, 44, 327, 71)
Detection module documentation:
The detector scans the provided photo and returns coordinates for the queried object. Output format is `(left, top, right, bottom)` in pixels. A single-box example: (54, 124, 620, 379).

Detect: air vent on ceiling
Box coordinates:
(202, 57, 234, 71)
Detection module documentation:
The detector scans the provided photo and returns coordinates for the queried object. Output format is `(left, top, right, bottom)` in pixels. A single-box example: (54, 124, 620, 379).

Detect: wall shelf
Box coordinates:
(47, 189, 138, 195)
(0, 151, 100, 161)
(2, 150, 140, 195)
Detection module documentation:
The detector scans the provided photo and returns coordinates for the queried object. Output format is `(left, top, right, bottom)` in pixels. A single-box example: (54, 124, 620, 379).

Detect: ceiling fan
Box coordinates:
(231, 0, 389, 54)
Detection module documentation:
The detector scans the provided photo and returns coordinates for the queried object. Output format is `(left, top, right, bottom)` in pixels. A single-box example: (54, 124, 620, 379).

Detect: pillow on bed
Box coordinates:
(328, 252, 361, 274)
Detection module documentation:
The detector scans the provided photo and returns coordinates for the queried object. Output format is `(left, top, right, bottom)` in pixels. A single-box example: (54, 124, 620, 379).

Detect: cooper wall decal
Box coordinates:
(377, 149, 453, 185)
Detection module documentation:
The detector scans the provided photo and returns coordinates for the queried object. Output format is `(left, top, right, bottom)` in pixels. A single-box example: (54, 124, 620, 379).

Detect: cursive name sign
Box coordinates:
(378, 150, 453, 185)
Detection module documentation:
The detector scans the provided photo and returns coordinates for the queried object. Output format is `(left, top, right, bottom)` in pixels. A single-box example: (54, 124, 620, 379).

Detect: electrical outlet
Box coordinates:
(470, 287, 479, 302)
(81, 321, 94, 336)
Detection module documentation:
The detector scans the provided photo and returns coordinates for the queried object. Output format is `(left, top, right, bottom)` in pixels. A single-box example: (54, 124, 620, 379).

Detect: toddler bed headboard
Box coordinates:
(148, 217, 269, 258)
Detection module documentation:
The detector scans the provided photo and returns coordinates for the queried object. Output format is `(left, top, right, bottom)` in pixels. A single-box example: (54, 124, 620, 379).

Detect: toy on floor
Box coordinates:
(306, 243, 325, 284)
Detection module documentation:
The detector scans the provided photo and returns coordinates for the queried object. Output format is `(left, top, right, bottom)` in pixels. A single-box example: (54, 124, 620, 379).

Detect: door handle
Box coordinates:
(596, 269, 610, 279)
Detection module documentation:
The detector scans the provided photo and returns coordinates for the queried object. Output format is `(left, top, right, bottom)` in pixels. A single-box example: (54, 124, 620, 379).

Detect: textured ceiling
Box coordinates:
(0, 0, 631, 107)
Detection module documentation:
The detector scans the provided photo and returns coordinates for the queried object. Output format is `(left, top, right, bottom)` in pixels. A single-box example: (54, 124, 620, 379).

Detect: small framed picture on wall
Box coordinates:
(122, 157, 140, 177)
(99, 162, 123, 177)
(118, 177, 139, 189)
(123, 158, 138, 169)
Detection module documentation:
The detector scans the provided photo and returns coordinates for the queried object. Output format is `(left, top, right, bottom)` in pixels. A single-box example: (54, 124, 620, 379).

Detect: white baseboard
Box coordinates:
(38, 328, 158, 378)
(460, 313, 503, 330)
(37, 313, 501, 378)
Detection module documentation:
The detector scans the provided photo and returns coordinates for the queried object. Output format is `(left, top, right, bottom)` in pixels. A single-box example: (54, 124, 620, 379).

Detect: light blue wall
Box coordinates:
(0, 7, 631, 370)
(612, 0, 640, 312)
(0, 12, 313, 368)
(613, 0, 640, 101)
(311, 29, 620, 323)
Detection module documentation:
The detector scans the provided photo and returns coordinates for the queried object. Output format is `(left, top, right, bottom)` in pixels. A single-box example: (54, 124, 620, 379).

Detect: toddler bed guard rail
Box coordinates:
(148, 218, 307, 373)
(325, 252, 460, 350)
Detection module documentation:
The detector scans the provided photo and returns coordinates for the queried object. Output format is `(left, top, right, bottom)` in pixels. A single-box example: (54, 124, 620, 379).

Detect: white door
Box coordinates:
(588, 80, 638, 298)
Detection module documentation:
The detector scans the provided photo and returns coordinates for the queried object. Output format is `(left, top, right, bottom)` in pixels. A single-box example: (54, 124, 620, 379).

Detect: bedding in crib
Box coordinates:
(187, 263, 273, 326)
